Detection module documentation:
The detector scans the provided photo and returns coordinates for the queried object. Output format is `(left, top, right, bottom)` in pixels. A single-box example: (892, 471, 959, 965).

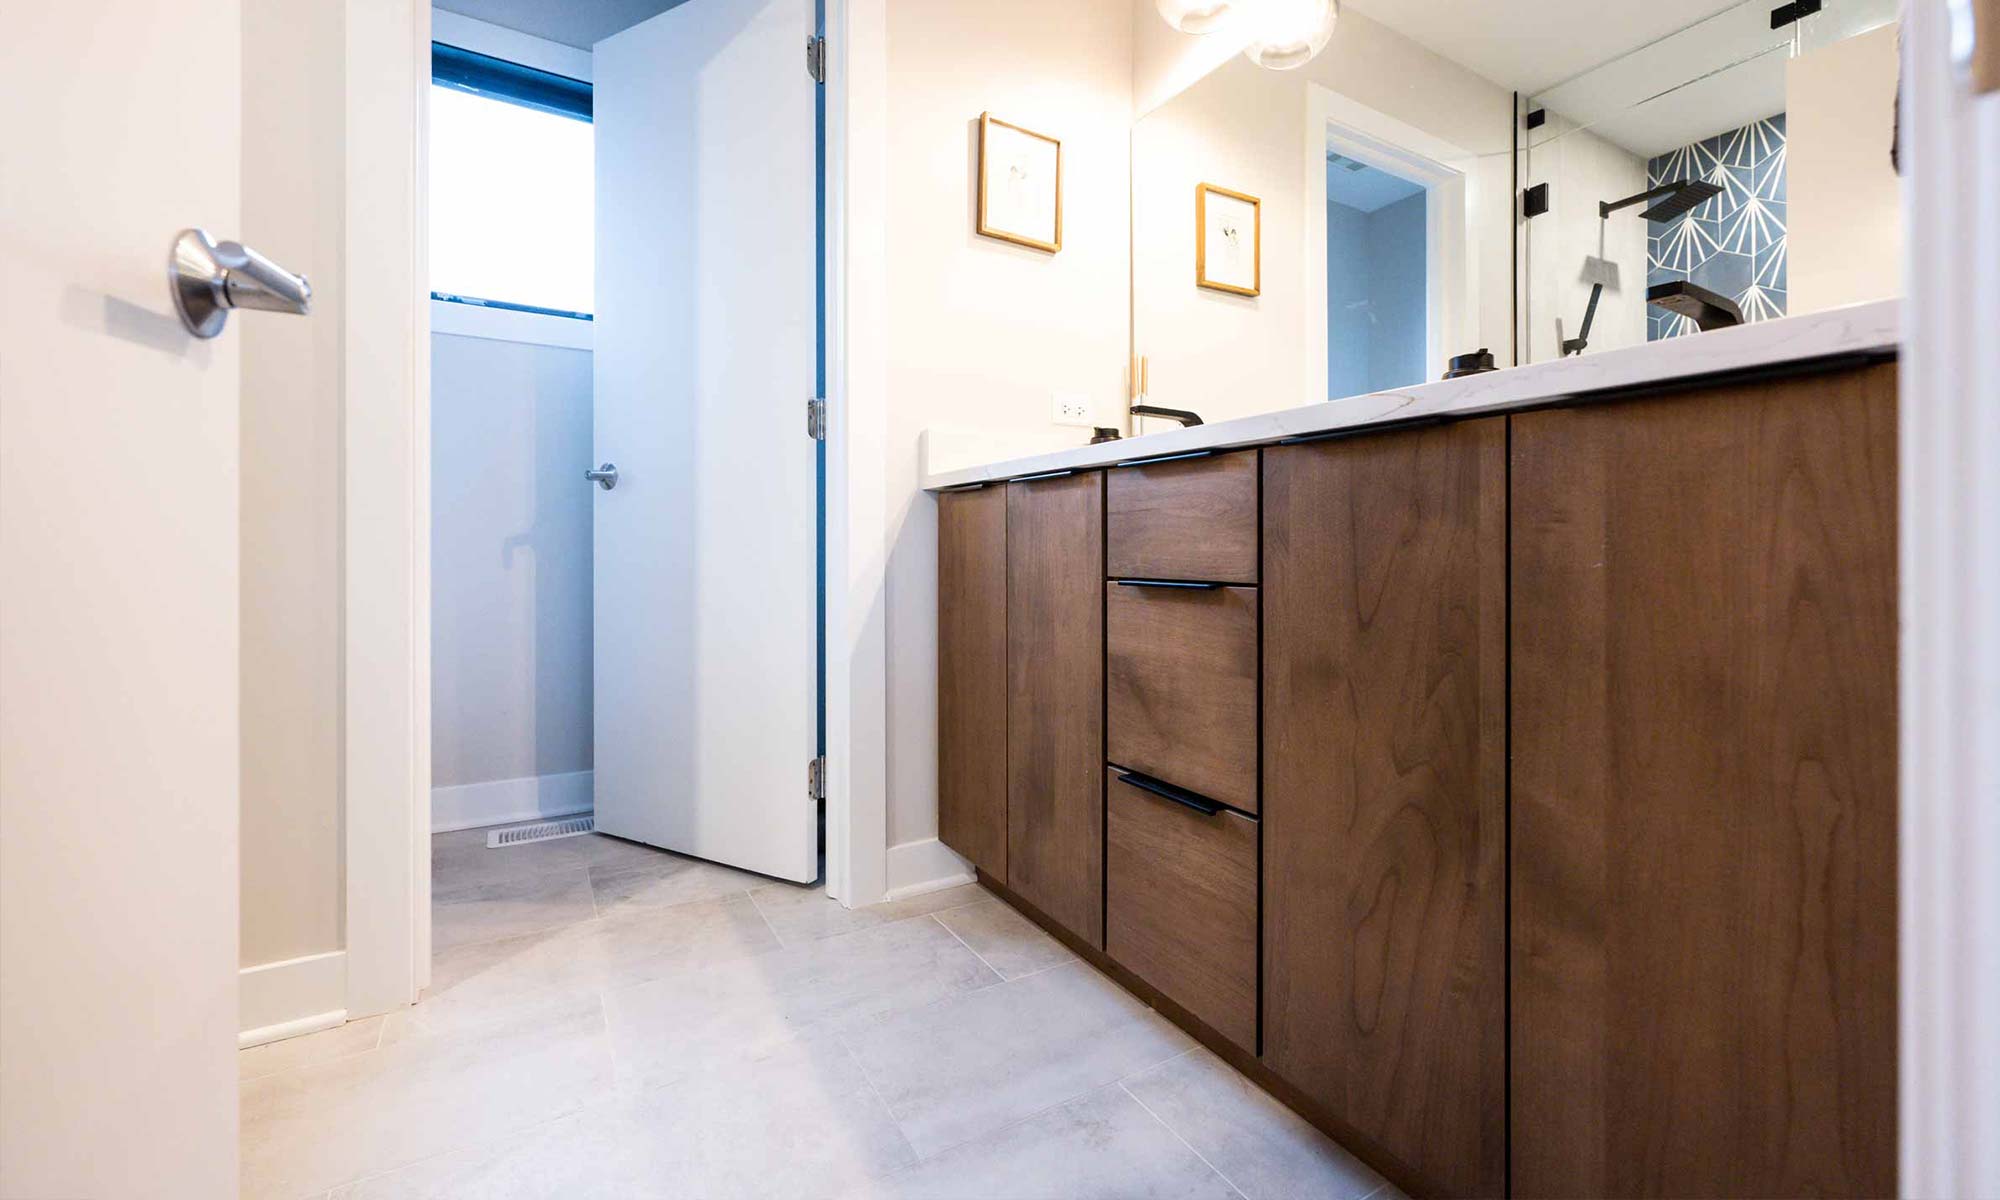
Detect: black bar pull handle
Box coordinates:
(1012, 469, 1076, 483)
(1114, 579, 1224, 590)
(1277, 415, 1445, 447)
(1113, 449, 1216, 469)
(1116, 771, 1224, 816)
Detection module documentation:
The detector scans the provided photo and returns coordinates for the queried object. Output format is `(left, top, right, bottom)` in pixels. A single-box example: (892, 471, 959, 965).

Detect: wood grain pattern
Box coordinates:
(1106, 451, 1259, 584)
(1261, 417, 1507, 1199)
(1006, 471, 1105, 948)
(1107, 584, 1258, 813)
(1106, 769, 1259, 1051)
(1509, 365, 1898, 1199)
(937, 486, 1008, 880)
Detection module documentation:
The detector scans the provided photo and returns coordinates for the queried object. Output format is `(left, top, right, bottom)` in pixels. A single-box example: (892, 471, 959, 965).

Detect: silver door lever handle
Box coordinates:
(169, 228, 312, 339)
(586, 463, 619, 490)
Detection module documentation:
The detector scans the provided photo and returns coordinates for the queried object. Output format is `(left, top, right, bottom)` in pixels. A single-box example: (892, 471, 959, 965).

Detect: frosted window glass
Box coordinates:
(429, 85, 593, 316)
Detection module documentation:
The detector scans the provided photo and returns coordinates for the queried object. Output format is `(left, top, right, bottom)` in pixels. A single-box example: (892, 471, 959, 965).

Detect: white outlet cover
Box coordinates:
(1052, 393, 1094, 427)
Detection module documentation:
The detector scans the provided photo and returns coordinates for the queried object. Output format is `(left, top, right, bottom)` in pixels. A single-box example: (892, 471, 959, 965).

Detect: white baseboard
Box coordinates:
(240, 950, 346, 1044)
(431, 770, 594, 833)
(883, 837, 975, 902)
(240, 1009, 347, 1050)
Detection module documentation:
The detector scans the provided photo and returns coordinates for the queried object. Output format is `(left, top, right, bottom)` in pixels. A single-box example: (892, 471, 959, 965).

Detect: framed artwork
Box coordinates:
(1196, 183, 1261, 296)
(977, 113, 1062, 253)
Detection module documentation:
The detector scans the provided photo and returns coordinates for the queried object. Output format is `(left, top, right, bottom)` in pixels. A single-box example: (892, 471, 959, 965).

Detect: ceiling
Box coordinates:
(435, 0, 691, 49)
(1342, 0, 1748, 95)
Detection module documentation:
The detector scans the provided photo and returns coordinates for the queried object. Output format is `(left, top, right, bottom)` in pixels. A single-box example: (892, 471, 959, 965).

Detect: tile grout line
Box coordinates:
(744, 886, 790, 947)
(888, 1030, 1200, 1168)
(829, 1023, 926, 1173)
(1120, 1079, 1255, 1200)
(928, 911, 1008, 982)
(322, 993, 621, 1195)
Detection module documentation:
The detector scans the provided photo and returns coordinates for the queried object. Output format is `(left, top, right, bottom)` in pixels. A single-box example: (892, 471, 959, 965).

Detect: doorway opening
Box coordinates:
(424, 0, 826, 964)
(1323, 150, 1430, 397)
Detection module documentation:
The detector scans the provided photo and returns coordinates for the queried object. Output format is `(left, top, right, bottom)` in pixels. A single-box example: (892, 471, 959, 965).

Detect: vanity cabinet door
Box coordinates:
(1006, 472, 1105, 947)
(1509, 367, 1897, 1199)
(937, 485, 1007, 881)
(1262, 418, 1507, 1199)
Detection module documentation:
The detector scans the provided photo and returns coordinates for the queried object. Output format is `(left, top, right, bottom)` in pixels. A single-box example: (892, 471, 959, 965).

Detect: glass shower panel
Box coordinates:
(1518, 0, 1901, 363)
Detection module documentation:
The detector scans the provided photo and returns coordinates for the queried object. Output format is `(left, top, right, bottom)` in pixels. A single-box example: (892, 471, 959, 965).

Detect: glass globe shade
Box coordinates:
(1155, 0, 1238, 36)
(1241, 0, 1337, 70)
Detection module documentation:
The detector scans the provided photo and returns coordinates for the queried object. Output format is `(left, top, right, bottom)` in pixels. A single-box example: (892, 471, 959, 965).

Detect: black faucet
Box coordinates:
(1129, 404, 1204, 427)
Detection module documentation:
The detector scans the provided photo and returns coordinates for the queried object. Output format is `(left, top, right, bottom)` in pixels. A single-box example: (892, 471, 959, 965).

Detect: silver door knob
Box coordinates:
(169, 228, 312, 339)
(586, 463, 619, 490)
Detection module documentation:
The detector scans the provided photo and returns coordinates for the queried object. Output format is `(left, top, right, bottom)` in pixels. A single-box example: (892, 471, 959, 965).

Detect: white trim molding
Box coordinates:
(239, 950, 347, 1046)
(343, 0, 429, 1020)
(1899, 6, 2000, 1195)
(432, 771, 594, 833)
(1303, 84, 1475, 410)
(823, 0, 890, 910)
(430, 299, 594, 350)
(884, 837, 975, 902)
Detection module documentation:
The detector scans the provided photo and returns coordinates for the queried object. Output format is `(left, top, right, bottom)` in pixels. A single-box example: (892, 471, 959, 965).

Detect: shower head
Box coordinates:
(1599, 179, 1724, 222)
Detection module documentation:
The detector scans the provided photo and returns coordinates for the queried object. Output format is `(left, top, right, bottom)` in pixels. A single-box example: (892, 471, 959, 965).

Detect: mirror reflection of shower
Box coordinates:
(1565, 179, 1738, 356)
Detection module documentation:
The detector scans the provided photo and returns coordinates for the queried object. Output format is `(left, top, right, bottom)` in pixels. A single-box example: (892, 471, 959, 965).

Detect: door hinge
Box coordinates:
(806, 35, 827, 83)
(808, 755, 826, 802)
(807, 396, 828, 441)
(1522, 182, 1550, 219)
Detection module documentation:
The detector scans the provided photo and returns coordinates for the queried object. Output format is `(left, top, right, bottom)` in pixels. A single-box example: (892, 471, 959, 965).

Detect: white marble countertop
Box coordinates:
(921, 299, 1900, 491)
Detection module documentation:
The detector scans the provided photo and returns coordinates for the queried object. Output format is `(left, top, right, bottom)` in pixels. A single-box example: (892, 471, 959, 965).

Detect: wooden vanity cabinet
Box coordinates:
(1106, 450, 1259, 583)
(1261, 418, 1508, 1199)
(1105, 766, 1259, 1051)
(937, 362, 1897, 1200)
(1005, 471, 1106, 948)
(1508, 366, 1897, 1199)
(937, 485, 1008, 881)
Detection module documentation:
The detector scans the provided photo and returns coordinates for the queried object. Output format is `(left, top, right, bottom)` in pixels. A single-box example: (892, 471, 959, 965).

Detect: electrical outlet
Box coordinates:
(1052, 394, 1093, 427)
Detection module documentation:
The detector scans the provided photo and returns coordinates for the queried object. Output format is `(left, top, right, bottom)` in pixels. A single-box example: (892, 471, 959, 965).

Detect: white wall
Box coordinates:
(880, 0, 1133, 852)
(430, 332, 595, 809)
(241, 0, 346, 974)
(1786, 21, 1902, 313)
(1131, 10, 1516, 423)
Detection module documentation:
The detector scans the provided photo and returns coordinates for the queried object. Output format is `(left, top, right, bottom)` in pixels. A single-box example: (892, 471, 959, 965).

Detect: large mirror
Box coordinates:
(1127, 0, 1903, 430)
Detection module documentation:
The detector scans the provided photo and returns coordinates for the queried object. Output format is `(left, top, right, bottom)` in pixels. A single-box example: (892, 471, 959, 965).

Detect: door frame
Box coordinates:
(342, 0, 886, 1021)
(1301, 83, 1474, 407)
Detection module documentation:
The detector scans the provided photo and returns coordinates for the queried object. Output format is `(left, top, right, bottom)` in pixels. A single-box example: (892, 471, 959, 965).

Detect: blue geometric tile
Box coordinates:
(1647, 111, 1787, 341)
(1692, 250, 1753, 299)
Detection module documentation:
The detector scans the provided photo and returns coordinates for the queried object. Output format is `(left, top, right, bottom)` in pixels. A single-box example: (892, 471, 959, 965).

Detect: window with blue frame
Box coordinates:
(429, 43, 594, 319)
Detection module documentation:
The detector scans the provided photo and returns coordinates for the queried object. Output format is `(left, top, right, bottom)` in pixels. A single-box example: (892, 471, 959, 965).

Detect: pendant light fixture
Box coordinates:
(1154, 0, 1338, 71)
(1154, 0, 1238, 35)
(1240, 0, 1338, 70)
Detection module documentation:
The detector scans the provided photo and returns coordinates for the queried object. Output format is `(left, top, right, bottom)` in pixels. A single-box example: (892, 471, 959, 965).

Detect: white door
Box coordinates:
(1, 3, 244, 1196)
(591, 0, 819, 883)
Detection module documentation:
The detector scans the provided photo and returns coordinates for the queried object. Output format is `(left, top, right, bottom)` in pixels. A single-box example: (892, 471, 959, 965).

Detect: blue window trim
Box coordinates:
(429, 292, 593, 321)
(433, 42, 592, 122)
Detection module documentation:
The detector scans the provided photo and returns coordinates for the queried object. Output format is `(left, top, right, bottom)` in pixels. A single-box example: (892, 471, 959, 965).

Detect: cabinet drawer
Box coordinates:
(1106, 768, 1258, 1051)
(1107, 451, 1258, 584)
(1107, 582, 1258, 814)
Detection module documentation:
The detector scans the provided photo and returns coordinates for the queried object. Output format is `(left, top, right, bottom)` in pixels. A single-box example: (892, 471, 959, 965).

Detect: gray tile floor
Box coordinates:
(240, 821, 1403, 1200)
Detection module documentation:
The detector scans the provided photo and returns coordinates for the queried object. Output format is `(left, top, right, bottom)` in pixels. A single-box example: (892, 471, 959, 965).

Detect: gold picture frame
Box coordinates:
(1196, 183, 1261, 296)
(977, 113, 1063, 253)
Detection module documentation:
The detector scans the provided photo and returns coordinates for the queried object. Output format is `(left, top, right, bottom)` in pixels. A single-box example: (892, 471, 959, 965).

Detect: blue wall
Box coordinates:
(1647, 113, 1788, 340)
(1326, 184, 1428, 399)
